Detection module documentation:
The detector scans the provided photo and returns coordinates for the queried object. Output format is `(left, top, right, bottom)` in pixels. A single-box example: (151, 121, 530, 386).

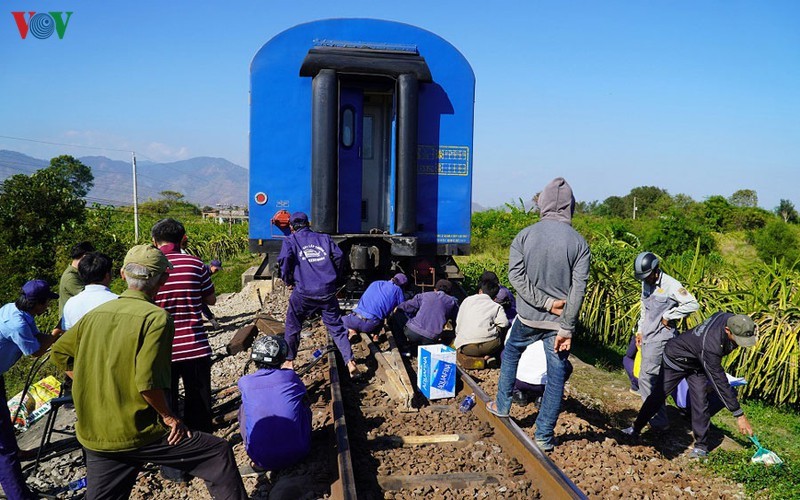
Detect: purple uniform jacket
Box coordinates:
(397, 291, 459, 339)
(238, 368, 311, 470)
(354, 280, 405, 321)
(278, 227, 343, 298)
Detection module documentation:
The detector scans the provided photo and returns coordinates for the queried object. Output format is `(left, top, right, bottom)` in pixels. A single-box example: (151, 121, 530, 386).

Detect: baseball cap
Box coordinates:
(391, 273, 408, 287)
(123, 245, 173, 280)
(290, 212, 309, 225)
(726, 314, 758, 348)
(435, 279, 453, 295)
(21, 280, 58, 301)
(210, 259, 223, 269)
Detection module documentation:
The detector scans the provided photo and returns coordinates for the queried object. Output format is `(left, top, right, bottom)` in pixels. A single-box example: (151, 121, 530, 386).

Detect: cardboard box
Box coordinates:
(418, 344, 457, 400)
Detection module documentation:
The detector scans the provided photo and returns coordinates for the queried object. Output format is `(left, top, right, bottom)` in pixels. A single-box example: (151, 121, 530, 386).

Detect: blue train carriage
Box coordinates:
(249, 19, 474, 294)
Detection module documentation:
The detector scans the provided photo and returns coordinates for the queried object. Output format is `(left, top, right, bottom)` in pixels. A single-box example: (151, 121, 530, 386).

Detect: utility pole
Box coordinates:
(132, 152, 140, 241)
(632, 196, 638, 220)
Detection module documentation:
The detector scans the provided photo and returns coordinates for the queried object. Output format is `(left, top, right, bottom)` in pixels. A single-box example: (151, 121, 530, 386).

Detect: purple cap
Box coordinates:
(210, 259, 223, 269)
(290, 211, 309, 225)
(391, 273, 408, 287)
(22, 279, 58, 301)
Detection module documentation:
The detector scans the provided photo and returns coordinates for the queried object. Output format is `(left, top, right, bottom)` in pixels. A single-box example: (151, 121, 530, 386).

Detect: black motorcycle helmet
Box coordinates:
(634, 252, 660, 281)
(251, 335, 288, 367)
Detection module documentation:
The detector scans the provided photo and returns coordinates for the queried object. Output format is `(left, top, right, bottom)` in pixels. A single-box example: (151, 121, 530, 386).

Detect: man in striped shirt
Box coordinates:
(152, 219, 216, 436)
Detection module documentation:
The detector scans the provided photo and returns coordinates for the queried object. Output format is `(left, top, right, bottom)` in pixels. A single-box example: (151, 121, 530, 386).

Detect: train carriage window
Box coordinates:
(341, 107, 355, 148)
(362, 115, 374, 159)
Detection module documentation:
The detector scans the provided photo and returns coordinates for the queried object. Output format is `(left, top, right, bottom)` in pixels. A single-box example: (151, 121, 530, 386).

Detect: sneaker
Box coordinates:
(535, 439, 555, 452)
(688, 448, 708, 459)
(621, 426, 638, 436)
(629, 388, 640, 395)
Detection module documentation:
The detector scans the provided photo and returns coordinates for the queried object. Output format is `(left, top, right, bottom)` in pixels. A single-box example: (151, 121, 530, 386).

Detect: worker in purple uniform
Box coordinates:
(623, 312, 756, 458)
(390, 279, 459, 350)
(278, 212, 359, 378)
(238, 335, 311, 471)
(343, 273, 408, 342)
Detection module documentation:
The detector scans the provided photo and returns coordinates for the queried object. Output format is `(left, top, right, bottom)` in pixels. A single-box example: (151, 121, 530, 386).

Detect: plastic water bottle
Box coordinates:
(459, 394, 476, 413)
(68, 477, 87, 491)
(312, 348, 324, 359)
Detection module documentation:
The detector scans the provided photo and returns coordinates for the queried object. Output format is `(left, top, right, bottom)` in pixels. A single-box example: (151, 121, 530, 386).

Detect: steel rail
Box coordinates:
(328, 343, 358, 500)
(457, 366, 586, 500)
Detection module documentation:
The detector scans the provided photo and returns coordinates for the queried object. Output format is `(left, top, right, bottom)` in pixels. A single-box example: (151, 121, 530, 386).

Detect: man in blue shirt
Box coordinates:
(390, 279, 459, 350)
(278, 212, 358, 378)
(0, 280, 60, 499)
(238, 335, 311, 471)
(343, 273, 408, 341)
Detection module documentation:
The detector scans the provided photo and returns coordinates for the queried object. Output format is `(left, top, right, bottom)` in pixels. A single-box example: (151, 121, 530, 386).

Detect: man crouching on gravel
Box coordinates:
(51, 245, 246, 499)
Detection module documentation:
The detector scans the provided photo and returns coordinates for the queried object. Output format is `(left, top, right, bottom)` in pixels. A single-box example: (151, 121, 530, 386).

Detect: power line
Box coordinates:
(0, 134, 134, 154)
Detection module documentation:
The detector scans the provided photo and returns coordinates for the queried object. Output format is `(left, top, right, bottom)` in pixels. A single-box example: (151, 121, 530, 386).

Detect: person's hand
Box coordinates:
(51, 327, 64, 337)
(281, 359, 295, 370)
(554, 335, 571, 352)
(635, 333, 642, 347)
(163, 415, 191, 445)
(737, 415, 753, 436)
(550, 300, 566, 317)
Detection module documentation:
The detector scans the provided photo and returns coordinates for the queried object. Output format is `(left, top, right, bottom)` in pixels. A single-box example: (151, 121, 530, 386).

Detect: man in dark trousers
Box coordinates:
(278, 212, 359, 378)
(623, 312, 756, 458)
(487, 177, 591, 453)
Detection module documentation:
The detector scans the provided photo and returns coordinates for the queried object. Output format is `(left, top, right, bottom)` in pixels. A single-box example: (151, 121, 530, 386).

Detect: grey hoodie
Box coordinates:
(507, 177, 591, 338)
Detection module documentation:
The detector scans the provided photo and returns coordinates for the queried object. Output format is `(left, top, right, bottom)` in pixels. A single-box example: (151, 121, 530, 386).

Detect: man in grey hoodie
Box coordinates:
(487, 177, 591, 452)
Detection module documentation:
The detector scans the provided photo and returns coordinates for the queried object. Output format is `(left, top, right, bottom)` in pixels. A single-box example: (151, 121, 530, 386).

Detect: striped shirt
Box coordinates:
(155, 245, 215, 361)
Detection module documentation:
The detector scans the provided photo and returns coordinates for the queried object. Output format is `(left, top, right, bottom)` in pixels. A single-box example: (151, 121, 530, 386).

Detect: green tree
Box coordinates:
(748, 220, 800, 265)
(628, 186, 671, 218)
(139, 191, 200, 216)
(776, 199, 798, 223)
(0, 156, 93, 298)
(728, 189, 758, 208)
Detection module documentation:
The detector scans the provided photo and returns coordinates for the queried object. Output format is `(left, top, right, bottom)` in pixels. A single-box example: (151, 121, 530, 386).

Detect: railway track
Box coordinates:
(318, 328, 585, 499)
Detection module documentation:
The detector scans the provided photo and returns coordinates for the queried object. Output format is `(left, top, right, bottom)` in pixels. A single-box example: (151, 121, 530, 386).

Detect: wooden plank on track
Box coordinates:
(457, 367, 586, 500)
(360, 332, 415, 410)
(368, 432, 480, 446)
(377, 472, 501, 490)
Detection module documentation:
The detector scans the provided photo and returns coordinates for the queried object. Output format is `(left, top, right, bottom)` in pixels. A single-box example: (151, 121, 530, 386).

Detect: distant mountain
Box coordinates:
(471, 202, 486, 213)
(0, 151, 248, 207)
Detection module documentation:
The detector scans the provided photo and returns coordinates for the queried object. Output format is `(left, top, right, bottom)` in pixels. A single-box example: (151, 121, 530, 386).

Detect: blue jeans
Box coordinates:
(496, 319, 570, 447)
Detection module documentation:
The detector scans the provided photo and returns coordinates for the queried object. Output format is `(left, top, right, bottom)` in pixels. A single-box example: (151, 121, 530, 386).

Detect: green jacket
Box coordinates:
(51, 289, 174, 452)
(58, 265, 84, 315)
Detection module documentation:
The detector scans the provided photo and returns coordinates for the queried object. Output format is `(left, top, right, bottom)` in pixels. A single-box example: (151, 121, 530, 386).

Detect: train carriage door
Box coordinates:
(337, 87, 363, 233)
(361, 93, 392, 233)
(338, 85, 393, 234)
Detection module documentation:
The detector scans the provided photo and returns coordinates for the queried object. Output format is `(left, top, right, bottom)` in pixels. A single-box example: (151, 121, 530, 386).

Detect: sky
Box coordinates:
(1, 1, 798, 210)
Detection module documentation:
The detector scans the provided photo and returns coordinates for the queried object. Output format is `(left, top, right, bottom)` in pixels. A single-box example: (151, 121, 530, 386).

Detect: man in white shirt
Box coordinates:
(62, 252, 118, 330)
(454, 280, 509, 358)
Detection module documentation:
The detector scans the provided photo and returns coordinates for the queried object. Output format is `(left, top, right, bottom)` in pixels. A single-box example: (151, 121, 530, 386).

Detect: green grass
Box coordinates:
(211, 253, 263, 294)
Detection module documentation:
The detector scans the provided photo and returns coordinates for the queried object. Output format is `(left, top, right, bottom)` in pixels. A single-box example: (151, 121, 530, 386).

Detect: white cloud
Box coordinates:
(144, 142, 191, 162)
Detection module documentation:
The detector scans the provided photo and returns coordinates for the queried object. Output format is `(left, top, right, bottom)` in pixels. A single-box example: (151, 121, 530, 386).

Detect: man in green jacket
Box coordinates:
(51, 245, 246, 499)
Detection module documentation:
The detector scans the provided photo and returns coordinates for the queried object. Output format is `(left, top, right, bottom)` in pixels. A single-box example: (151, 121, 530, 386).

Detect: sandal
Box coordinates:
(486, 401, 509, 418)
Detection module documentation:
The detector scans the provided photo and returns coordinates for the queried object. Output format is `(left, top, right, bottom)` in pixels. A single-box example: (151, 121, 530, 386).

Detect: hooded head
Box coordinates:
(537, 177, 575, 224)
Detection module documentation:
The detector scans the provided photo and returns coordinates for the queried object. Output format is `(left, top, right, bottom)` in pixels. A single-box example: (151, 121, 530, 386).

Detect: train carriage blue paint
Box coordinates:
(250, 18, 474, 250)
